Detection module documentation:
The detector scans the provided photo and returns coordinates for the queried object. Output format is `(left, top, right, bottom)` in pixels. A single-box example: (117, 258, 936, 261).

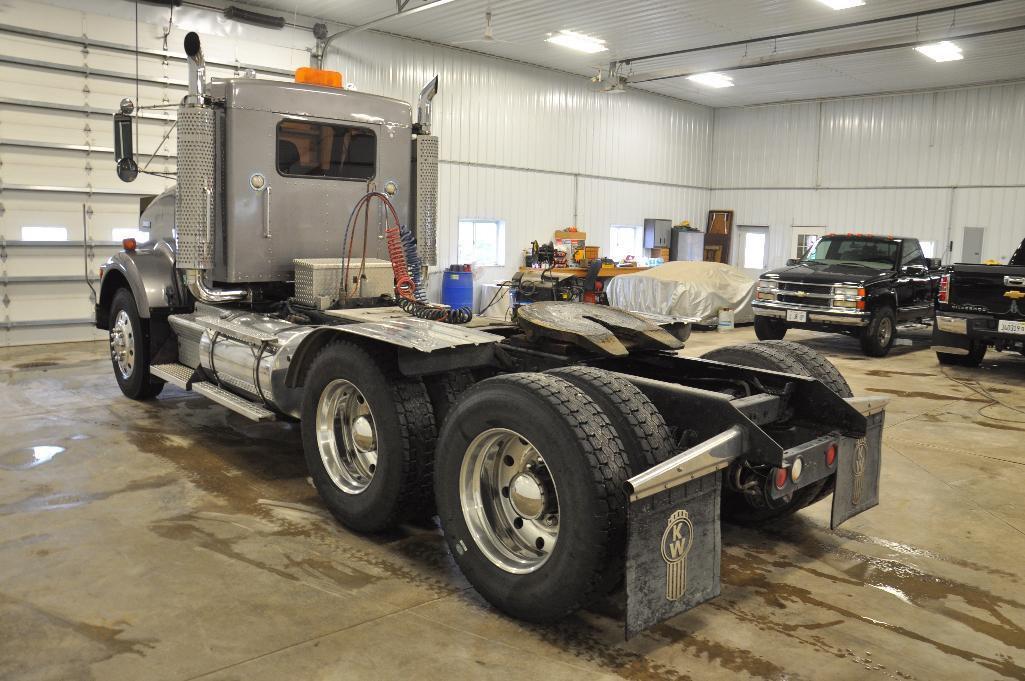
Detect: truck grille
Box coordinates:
(775, 281, 833, 308)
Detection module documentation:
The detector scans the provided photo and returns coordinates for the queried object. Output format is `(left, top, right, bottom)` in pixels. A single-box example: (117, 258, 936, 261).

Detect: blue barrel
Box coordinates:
(441, 269, 474, 310)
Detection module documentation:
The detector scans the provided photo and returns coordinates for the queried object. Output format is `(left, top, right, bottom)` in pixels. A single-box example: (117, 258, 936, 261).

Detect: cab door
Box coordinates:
(896, 239, 933, 317)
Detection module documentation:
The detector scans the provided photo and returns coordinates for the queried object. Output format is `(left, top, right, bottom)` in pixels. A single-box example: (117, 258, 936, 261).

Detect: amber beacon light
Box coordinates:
(295, 67, 343, 88)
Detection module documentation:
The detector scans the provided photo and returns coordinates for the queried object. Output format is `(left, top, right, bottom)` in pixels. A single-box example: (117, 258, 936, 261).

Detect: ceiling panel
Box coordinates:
(240, 0, 1025, 106)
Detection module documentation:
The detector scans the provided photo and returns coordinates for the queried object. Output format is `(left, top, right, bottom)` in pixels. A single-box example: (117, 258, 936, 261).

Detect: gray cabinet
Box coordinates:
(643, 218, 671, 249)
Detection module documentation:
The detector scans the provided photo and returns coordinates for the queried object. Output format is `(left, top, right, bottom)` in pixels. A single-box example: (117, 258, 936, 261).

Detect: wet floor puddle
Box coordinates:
(0, 445, 66, 471)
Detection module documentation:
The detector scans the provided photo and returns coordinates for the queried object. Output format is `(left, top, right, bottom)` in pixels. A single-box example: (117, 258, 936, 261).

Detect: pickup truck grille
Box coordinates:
(774, 281, 833, 308)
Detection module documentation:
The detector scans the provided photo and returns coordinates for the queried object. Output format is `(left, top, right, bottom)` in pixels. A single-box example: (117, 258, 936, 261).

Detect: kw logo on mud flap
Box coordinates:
(852, 438, 868, 505)
(661, 509, 694, 602)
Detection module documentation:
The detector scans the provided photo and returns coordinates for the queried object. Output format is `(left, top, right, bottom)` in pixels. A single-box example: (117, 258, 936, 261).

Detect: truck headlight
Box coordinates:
(756, 279, 777, 301)
(832, 285, 865, 309)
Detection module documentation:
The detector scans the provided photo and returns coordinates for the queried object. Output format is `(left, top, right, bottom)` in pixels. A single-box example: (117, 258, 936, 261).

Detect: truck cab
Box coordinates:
(752, 234, 941, 356)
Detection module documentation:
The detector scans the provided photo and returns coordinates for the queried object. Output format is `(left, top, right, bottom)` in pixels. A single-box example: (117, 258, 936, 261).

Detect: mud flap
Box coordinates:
(831, 408, 885, 529)
(624, 471, 721, 638)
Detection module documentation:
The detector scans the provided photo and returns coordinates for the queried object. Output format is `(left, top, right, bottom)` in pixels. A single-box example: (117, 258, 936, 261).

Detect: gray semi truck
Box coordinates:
(96, 32, 886, 636)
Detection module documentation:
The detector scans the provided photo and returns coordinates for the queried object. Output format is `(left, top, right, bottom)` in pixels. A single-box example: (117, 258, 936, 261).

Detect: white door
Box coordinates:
(961, 227, 985, 263)
(734, 226, 770, 277)
(791, 226, 826, 262)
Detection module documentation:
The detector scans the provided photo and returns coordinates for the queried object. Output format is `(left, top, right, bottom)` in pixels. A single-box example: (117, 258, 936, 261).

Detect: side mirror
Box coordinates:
(926, 257, 942, 269)
(903, 264, 928, 276)
(113, 100, 137, 183)
(785, 258, 800, 266)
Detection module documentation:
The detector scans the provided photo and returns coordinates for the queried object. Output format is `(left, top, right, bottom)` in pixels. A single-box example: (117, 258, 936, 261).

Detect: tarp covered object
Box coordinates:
(605, 261, 756, 325)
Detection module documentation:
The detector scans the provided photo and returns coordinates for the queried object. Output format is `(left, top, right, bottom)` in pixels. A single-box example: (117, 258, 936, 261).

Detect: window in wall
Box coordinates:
(112, 227, 149, 242)
(920, 241, 936, 258)
(22, 226, 68, 241)
(457, 219, 505, 266)
(793, 227, 826, 259)
(276, 119, 376, 180)
(609, 225, 641, 262)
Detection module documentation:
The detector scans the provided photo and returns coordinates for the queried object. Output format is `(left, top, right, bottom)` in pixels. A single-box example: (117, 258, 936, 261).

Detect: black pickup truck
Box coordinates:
(752, 234, 941, 357)
(932, 237, 1025, 366)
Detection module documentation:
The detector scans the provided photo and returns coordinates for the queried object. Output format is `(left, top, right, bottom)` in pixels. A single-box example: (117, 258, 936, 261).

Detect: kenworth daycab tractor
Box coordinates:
(96, 33, 886, 636)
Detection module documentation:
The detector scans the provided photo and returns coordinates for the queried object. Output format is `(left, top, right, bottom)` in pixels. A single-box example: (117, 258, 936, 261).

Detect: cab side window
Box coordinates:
(901, 240, 927, 267)
(276, 120, 376, 181)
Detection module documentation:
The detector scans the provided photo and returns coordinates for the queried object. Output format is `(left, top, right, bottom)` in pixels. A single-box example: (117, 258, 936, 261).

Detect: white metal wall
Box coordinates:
(712, 83, 1025, 268)
(1, 0, 712, 346)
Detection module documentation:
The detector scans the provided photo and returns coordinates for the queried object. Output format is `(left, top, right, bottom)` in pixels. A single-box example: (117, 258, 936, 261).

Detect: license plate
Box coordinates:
(786, 310, 807, 323)
(998, 319, 1025, 335)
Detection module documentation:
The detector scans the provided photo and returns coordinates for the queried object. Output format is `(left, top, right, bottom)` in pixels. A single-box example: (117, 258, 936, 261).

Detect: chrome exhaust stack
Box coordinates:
(415, 76, 439, 135)
(176, 32, 248, 304)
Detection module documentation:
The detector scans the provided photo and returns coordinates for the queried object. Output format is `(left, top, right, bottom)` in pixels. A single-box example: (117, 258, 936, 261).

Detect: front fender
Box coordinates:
(98, 240, 180, 322)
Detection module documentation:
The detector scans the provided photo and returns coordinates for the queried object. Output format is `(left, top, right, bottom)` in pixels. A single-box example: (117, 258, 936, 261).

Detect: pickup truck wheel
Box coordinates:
(434, 373, 630, 622)
(301, 341, 436, 532)
(109, 288, 164, 400)
(754, 316, 787, 341)
(936, 341, 986, 367)
(859, 306, 896, 357)
(700, 342, 835, 525)
(546, 366, 674, 474)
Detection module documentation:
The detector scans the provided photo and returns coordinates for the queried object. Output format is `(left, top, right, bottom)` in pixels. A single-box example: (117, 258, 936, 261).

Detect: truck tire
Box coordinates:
(859, 305, 896, 357)
(757, 340, 853, 398)
(699, 342, 834, 525)
(754, 316, 787, 341)
(434, 373, 631, 623)
(936, 341, 987, 367)
(108, 288, 164, 400)
(546, 366, 674, 474)
(424, 369, 476, 425)
(300, 340, 436, 532)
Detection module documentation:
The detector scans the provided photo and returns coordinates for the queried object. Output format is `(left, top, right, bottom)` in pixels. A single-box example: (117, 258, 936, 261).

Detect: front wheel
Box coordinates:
(109, 288, 163, 400)
(754, 315, 787, 340)
(434, 373, 630, 622)
(860, 306, 896, 357)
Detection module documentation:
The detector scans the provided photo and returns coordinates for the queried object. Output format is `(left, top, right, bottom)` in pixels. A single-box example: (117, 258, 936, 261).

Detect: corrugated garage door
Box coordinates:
(0, 0, 299, 347)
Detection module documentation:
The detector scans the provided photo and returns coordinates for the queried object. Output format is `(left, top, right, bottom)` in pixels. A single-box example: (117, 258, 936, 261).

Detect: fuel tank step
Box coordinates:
(194, 315, 279, 346)
(192, 381, 276, 421)
(150, 362, 197, 389)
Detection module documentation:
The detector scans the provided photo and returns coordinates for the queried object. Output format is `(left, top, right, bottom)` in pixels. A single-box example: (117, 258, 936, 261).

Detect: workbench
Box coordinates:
(517, 265, 649, 278)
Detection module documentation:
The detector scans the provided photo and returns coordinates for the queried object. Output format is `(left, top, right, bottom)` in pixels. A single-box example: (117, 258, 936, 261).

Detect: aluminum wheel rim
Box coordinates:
(315, 379, 378, 494)
(110, 309, 135, 379)
(459, 428, 560, 574)
(878, 317, 893, 346)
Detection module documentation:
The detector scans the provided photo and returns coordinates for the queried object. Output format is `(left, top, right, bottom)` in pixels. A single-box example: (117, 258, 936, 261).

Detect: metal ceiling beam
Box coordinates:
(615, 0, 1015, 68)
(631, 22, 1025, 84)
(312, 0, 459, 67)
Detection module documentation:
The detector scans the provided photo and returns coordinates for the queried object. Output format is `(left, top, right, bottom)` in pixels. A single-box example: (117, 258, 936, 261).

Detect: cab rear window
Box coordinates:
(276, 120, 376, 181)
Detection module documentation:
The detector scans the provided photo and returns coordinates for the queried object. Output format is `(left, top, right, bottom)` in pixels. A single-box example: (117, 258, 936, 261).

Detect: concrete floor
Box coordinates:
(2, 325, 1024, 681)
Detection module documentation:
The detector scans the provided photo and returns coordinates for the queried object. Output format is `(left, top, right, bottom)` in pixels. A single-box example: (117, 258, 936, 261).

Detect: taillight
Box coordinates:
(938, 274, 950, 303)
(825, 444, 837, 467)
(774, 467, 788, 490)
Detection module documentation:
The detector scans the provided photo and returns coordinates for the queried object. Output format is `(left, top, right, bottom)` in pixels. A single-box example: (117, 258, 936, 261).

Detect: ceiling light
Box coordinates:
(687, 72, 734, 89)
(914, 41, 964, 62)
(546, 30, 608, 54)
(817, 0, 865, 9)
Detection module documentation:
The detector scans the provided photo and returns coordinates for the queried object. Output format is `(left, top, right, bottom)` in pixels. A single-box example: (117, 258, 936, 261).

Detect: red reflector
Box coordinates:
(825, 444, 837, 467)
(938, 274, 950, 303)
(122, 238, 137, 251)
(774, 467, 788, 490)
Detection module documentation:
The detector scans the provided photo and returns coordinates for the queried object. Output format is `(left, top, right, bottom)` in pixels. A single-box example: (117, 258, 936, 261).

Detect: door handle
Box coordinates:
(1005, 276, 1025, 287)
(263, 185, 272, 239)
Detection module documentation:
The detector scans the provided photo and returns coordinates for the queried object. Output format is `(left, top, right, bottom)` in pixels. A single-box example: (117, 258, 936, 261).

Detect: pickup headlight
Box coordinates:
(832, 285, 866, 309)
(756, 279, 777, 301)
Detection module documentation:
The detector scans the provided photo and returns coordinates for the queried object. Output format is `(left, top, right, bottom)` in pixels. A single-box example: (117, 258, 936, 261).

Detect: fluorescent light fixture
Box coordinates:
(817, 0, 865, 9)
(687, 72, 734, 89)
(915, 40, 964, 62)
(546, 30, 608, 54)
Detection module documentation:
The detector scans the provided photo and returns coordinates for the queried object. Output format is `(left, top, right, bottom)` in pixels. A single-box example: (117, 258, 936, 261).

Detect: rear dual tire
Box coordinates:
(434, 372, 641, 623)
(700, 341, 851, 525)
